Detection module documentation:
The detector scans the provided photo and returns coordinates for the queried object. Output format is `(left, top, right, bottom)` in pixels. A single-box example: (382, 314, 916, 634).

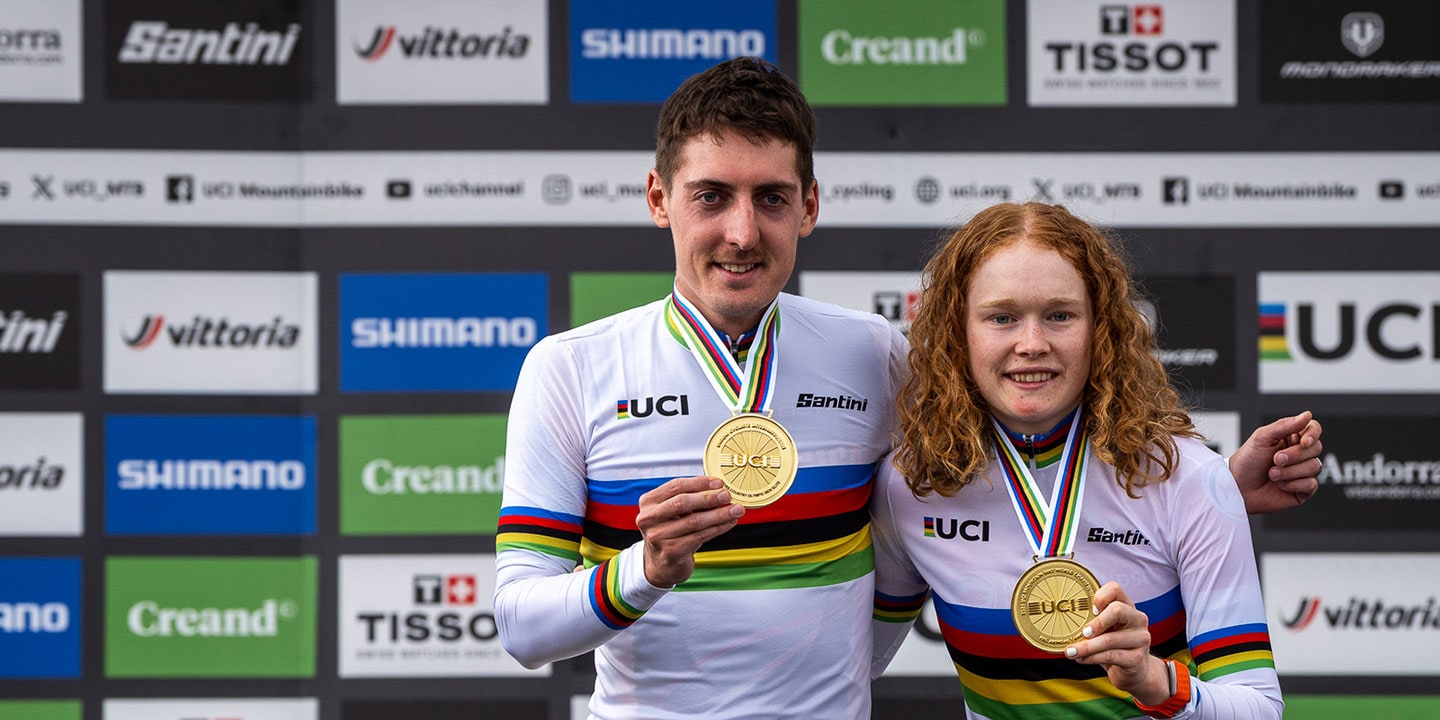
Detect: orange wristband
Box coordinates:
(1132, 659, 1192, 718)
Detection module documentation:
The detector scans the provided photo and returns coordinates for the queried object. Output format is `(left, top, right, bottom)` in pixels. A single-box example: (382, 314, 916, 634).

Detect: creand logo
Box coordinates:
(117, 20, 301, 65)
(355, 24, 531, 61)
(123, 314, 300, 350)
(361, 457, 504, 496)
(819, 27, 981, 66)
(126, 598, 296, 637)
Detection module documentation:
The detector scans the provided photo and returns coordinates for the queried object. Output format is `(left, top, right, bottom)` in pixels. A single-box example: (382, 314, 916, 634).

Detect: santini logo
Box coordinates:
(616, 395, 690, 420)
(795, 393, 868, 412)
(117, 21, 301, 65)
(0, 310, 66, 353)
(123, 315, 300, 350)
(1281, 596, 1440, 632)
(355, 25, 530, 61)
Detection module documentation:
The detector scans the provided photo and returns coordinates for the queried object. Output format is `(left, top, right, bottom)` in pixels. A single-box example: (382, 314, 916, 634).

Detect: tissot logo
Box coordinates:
(357, 575, 497, 643)
(122, 314, 300, 350)
(616, 395, 689, 420)
(873, 291, 920, 324)
(922, 517, 989, 541)
(1101, 4, 1163, 36)
(414, 574, 476, 606)
(355, 25, 531, 61)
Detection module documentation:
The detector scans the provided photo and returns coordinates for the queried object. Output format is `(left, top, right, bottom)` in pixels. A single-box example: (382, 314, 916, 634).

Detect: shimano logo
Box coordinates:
(1086, 527, 1151, 546)
(0, 602, 69, 633)
(795, 393, 868, 412)
(361, 458, 504, 495)
(117, 21, 301, 65)
(127, 598, 291, 637)
(123, 315, 300, 350)
(352, 316, 537, 349)
(116, 459, 306, 491)
(0, 310, 66, 353)
(580, 27, 764, 60)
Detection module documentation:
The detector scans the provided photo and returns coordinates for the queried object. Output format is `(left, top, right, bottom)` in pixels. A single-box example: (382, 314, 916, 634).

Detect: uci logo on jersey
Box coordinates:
(922, 517, 990, 541)
(615, 395, 690, 420)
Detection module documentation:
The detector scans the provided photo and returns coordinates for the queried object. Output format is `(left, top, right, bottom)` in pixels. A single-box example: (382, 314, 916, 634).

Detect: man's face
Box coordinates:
(647, 129, 818, 339)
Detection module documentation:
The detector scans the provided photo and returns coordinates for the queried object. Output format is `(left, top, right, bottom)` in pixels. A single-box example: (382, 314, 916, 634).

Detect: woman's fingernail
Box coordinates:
(1065, 647, 1078, 658)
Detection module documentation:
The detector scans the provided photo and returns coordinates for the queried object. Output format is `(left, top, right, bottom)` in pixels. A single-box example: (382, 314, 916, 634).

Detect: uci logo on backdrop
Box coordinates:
(1258, 272, 1440, 393)
(569, 0, 776, 103)
(340, 273, 545, 392)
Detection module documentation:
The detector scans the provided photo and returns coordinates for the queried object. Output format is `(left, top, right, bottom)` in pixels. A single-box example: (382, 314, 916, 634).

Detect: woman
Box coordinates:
(871, 202, 1281, 719)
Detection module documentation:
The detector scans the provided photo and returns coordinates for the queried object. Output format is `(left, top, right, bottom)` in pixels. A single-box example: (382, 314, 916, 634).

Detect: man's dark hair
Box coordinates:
(654, 56, 815, 189)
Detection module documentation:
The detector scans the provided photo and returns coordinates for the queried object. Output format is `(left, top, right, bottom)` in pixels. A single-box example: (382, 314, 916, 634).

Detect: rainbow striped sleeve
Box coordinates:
(1191, 622, 1275, 680)
(495, 505, 583, 563)
(587, 556, 646, 630)
(875, 589, 928, 624)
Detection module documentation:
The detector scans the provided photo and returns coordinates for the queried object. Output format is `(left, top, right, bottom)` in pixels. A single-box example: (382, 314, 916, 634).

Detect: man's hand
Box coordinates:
(1229, 411, 1324, 515)
(635, 476, 745, 588)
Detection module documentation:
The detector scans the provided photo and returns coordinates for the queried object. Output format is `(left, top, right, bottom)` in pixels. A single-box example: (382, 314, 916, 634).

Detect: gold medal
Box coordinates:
(1010, 557, 1101, 653)
(702, 413, 798, 507)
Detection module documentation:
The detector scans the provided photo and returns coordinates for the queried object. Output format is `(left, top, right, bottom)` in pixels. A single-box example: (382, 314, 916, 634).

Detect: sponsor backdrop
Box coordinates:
(0, 0, 1436, 718)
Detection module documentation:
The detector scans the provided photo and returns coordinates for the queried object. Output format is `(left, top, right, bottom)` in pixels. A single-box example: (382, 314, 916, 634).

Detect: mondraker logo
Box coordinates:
(1341, 13, 1383, 59)
(922, 517, 989, 541)
(1280, 595, 1440, 633)
(616, 395, 690, 420)
(117, 21, 301, 65)
(795, 393, 868, 412)
(355, 25, 531, 61)
(123, 315, 300, 350)
(0, 310, 66, 353)
(581, 27, 764, 60)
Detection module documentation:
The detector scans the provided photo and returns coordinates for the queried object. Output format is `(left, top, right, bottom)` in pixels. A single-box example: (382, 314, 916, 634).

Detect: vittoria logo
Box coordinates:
(0, 456, 65, 490)
(1280, 595, 1440, 632)
(922, 516, 989, 541)
(122, 314, 300, 350)
(616, 395, 690, 420)
(355, 25, 531, 61)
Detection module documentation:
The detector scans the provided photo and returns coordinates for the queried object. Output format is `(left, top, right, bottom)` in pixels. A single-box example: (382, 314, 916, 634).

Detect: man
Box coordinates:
(494, 57, 1321, 720)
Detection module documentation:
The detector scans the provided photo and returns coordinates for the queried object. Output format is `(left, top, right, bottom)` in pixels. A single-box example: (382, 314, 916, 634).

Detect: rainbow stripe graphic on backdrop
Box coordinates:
(1258, 303, 1291, 360)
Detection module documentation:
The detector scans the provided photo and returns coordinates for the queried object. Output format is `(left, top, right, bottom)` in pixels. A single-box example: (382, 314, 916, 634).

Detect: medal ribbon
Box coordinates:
(664, 291, 780, 414)
(991, 408, 1090, 559)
